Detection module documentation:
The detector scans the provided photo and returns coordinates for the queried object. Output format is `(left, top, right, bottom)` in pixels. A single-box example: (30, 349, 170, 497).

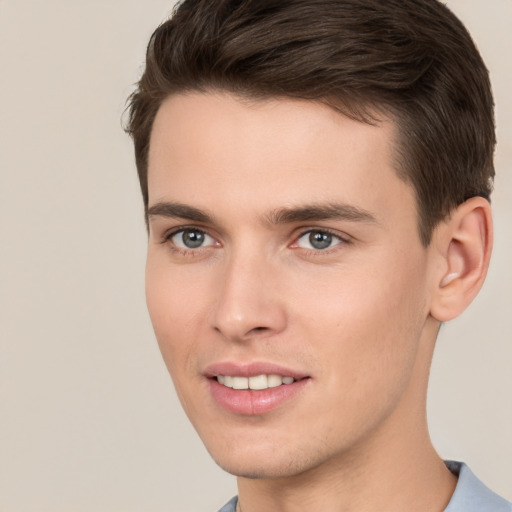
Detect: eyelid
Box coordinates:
(161, 225, 205, 240)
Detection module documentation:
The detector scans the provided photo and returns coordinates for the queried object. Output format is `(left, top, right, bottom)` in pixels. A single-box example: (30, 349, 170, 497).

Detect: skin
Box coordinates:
(145, 92, 491, 511)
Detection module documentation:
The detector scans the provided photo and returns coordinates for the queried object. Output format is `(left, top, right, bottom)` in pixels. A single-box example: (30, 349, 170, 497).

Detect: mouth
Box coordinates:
(205, 362, 310, 415)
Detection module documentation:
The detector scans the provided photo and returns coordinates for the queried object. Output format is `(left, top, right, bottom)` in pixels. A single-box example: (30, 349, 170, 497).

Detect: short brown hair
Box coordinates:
(126, 0, 495, 245)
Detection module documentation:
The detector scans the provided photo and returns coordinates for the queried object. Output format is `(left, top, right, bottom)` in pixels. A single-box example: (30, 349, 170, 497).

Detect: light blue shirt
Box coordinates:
(217, 462, 511, 511)
(444, 461, 511, 512)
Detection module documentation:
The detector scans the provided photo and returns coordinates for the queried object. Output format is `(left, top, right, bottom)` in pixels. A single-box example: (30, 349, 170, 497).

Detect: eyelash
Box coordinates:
(160, 226, 351, 256)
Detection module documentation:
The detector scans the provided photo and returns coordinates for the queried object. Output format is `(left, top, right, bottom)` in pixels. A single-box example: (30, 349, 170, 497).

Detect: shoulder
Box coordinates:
(217, 496, 238, 512)
(444, 461, 512, 512)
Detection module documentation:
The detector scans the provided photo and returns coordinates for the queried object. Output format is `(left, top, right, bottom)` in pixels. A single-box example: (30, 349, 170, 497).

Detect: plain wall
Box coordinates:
(0, 1, 510, 510)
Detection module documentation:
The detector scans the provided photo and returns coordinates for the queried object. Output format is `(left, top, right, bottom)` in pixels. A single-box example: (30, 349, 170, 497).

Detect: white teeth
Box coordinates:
(232, 376, 249, 389)
(249, 375, 267, 390)
(267, 374, 283, 388)
(216, 374, 296, 390)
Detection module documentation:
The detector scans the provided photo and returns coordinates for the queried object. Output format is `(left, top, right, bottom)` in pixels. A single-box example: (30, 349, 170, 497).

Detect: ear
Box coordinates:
(429, 197, 493, 322)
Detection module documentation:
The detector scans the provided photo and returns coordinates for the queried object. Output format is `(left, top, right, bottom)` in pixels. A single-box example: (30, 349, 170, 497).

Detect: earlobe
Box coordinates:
(430, 197, 493, 322)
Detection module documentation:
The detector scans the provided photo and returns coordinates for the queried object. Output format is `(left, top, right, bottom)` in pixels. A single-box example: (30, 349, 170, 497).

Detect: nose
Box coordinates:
(211, 250, 287, 342)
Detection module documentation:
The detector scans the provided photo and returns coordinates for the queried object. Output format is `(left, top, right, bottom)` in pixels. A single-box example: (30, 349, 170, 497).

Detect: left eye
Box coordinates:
(296, 230, 342, 250)
(171, 229, 215, 249)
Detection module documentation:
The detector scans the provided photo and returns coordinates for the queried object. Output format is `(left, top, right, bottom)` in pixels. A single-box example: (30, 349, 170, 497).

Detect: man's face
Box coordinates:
(146, 92, 438, 478)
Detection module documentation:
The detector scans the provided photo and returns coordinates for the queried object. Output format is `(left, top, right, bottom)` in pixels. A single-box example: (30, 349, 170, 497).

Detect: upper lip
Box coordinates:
(204, 361, 309, 380)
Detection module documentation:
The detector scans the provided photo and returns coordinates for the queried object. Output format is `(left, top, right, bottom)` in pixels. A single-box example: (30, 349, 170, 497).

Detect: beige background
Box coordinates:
(0, 1, 510, 511)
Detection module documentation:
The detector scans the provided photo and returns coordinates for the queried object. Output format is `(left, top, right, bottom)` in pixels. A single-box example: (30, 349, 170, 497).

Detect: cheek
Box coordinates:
(145, 256, 209, 377)
(294, 251, 428, 395)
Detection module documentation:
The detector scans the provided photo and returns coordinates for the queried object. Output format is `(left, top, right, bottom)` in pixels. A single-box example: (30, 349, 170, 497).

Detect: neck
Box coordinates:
(236, 422, 456, 512)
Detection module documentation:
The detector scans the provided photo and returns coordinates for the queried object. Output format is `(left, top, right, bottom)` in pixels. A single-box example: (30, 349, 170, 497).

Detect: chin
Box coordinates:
(215, 457, 303, 479)
(205, 438, 325, 480)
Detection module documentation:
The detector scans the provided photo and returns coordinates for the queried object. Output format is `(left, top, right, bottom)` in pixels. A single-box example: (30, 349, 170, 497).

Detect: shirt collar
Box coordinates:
(444, 461, 511, 512)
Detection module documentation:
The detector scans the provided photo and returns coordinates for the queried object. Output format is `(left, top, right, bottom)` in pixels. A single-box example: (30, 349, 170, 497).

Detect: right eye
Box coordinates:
(170, 228, 216, 249)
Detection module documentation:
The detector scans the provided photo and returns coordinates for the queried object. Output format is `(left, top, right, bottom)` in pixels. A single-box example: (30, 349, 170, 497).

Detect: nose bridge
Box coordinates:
(212, 242, 286, 341)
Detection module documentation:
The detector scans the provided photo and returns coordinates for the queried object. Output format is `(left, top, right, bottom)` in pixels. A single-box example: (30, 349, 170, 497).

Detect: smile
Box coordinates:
(205, 362, 310, 415)
(217, 374, 296, 390)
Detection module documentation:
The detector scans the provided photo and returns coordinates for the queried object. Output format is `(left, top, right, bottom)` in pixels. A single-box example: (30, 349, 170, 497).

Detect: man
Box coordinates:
(126, 0, 511, 510)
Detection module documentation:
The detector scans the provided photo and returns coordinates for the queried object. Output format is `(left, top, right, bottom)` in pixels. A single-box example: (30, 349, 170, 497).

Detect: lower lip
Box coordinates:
(208, 378, 310, 415)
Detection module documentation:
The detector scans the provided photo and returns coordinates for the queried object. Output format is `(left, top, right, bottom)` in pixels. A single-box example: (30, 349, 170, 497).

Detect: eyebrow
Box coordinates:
(265, 203, 379, 225)
(147, 202, 215, 223)
(147, 201, 379, 227)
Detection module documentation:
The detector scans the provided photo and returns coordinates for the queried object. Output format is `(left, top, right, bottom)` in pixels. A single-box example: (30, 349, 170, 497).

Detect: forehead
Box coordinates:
(147, 92, 415, 227)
